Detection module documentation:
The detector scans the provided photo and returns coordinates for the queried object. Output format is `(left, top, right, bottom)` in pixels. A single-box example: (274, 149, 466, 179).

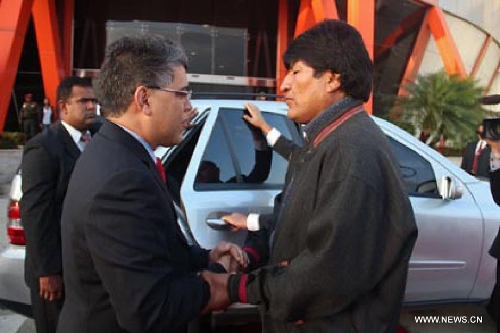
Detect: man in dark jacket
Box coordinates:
(203, 19, 418, 333)
(20, 76, 98, 333)
(57, 35, 246, 333)
(461, 124, 491, 179)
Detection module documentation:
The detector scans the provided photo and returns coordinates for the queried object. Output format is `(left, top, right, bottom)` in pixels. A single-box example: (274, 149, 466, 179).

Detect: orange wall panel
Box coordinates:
(398, 11, 431, 97)
(294, 0, 338, 37)
(427, 6, 466, 78)
(0, 0, 34, 134)
(32, 0, 66, 112)
(277, 0, 290, 91)
(347, 0, 374, 113)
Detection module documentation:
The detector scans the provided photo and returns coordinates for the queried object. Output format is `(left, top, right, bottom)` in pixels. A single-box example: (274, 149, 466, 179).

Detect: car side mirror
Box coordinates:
(439, 176, 463, 200)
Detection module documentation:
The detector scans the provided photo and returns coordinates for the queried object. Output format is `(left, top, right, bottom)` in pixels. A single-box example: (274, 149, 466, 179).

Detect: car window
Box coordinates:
(195, 107, 301, 191)
(387, 136, 439, 198)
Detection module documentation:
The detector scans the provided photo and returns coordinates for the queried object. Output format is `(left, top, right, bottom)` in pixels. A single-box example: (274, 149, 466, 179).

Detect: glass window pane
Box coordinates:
(195, 107, 301, 190)
(387, 136, 438, 197)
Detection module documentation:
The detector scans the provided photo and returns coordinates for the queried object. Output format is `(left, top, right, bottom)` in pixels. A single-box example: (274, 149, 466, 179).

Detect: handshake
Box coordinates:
(200, 241, 249, 314)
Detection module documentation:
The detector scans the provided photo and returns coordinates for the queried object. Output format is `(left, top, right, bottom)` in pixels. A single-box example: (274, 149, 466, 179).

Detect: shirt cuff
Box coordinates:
(491, 153, 500, 171)
(247, 213, 260, 231)
(266, 128, 281, 147)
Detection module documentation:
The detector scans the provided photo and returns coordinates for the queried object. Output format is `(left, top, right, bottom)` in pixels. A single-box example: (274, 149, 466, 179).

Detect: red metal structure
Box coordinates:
(0, 0, 499, 133)
(0, 0, 72, 134)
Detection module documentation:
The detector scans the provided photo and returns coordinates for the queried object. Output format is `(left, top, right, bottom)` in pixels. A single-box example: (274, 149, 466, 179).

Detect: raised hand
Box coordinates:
(243, 102, 272, 135)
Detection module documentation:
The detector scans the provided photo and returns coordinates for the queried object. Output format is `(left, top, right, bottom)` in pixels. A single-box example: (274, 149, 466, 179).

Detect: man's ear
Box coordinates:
(58, 100, 67, 116)
(325, 73, 341, 93)
(135, 86, 151, 115)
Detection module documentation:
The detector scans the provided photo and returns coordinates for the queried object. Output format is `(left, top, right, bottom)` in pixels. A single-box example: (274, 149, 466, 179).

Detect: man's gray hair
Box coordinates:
(97, 35, 188, 117)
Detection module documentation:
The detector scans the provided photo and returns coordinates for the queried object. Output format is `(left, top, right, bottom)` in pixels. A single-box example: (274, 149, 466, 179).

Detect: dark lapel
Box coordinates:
(97, 121, 189, 245)
(98, 121, 165, 188)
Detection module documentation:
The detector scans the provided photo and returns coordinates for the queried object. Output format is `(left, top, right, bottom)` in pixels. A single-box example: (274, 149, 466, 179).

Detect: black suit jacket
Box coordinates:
(58, 120, 210, 333)
(20, 122, 83, 285)
(489, 169, 500, 258)
(461, 141, 491, 178)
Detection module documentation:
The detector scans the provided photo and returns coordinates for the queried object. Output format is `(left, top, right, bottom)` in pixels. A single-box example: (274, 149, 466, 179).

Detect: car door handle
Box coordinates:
(206, 211, 232, 230)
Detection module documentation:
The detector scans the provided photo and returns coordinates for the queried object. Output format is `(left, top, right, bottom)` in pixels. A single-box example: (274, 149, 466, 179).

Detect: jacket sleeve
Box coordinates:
(188, 245, 210, 271)
(85, 170, 209, 332)
(241, 191, 284, 269)
(228, 175, 416, 321)
(461, 143, 472, 171)
(241, 149, 273, 183)
(20, 139, 62, 277)
(273, 135, 299, 161)
(490, 169, 500, 205)
(489, 170, 500, 258)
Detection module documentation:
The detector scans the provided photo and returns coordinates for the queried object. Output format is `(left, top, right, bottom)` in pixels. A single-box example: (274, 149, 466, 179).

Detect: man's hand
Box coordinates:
(183, 107, 199, 130)
(243, 103, 272, 135)
(217, 253, 249, 273)
(209, 241, 248, 270)
(200, 271, 231, 314)
(222, 212, 249, 231)
(39, 274, 63, 301)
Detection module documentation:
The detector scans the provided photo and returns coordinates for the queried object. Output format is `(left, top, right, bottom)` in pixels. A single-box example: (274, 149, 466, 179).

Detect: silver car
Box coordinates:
(1, 99, 499, 317)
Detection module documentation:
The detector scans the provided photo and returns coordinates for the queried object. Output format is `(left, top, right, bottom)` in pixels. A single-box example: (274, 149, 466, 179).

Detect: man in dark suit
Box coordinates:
(57, 35, 246, 333)
(20, 76, 98, 333)
(461, 124, 491, 179)
(485, 138, 500, 329)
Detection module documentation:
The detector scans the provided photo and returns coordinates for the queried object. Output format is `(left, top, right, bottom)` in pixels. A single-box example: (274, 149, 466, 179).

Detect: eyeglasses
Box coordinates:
(146, 85, 192, 100)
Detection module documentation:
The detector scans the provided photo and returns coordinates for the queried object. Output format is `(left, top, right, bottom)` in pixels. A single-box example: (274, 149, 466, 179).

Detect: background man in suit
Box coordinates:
(57, 35, 246, 333)
(461, 124, 491, 178)
(20, 76, 98, 333)
(205, 20, 418, 332)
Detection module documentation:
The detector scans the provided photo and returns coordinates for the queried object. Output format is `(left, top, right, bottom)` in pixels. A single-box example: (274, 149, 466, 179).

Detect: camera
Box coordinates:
(482, 118, 500, 140)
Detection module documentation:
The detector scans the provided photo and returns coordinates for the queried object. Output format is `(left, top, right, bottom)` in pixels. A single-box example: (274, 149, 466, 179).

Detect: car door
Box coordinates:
(165, 101, 302, 249)
(379, 120, 483, 303)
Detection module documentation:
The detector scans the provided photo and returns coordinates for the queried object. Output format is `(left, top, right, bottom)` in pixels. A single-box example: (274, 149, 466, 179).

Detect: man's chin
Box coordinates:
(161, 135, 183, 148)
(287, 109, 301, 123)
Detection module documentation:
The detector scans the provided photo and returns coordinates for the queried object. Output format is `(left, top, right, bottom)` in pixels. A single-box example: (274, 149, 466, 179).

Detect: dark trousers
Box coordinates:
(23, 119, 39, 142)
(29, 280, 64, 333)
(487, 262, 500, 332)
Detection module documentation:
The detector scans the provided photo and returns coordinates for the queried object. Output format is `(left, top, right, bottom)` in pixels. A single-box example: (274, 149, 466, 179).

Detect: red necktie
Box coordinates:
(156, 157, 166, 183)
(472, 143, 483, 175)
(80, 132, 91, 151)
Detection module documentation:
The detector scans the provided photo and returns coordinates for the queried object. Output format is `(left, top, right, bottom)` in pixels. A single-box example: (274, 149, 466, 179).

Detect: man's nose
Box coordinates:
(86, 103, 97, 112)
(280, 74, 291, 93)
